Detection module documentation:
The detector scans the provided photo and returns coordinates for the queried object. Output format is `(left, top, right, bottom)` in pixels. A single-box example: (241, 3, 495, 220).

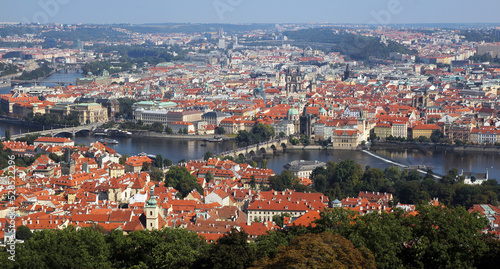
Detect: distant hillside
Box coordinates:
(284, 28, 417, 61)
(41, 27, 127, 42)
(122, 23, 275, 34)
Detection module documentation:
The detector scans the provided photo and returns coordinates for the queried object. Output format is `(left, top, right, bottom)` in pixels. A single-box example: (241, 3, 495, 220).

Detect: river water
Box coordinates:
(1, 71, 499, 180)
(70, 135, 500, 180)
(0, 70, 83, 137)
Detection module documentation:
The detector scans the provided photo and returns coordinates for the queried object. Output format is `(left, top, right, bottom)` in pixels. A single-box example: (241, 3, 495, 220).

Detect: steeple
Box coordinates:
(145, 186, 159, 230)
(146, 186, 157, 208)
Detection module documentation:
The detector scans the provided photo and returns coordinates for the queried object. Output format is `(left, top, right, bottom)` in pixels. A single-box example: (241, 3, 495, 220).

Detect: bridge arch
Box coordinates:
(74, 129, 91, 136)
(54, 131, 73, 138)
(281, 143, 287, 152)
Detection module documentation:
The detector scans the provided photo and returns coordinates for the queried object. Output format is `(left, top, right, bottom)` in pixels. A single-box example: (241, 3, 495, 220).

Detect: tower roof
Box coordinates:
(146, 186, 157, 207)
(287, 108, 299, 116)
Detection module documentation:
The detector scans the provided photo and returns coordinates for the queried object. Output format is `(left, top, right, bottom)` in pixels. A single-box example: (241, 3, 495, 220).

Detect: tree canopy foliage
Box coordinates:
(309, 159, 500, 208)
(235, 123, 275, 146)
(164, 166, 203, 198)
(252, 232, 376, 269)
(0, 204, 497, 269)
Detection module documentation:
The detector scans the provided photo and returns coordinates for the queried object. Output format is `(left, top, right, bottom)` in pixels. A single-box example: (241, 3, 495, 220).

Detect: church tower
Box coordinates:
(145, 186, 159, 230)
(61, 147, 75, 176)
(285, 68, 302, 94)
(308, 77, 317, 93)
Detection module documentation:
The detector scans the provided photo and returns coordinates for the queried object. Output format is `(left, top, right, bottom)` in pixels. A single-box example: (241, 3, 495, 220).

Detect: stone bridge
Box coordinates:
(10, 123, 100, 140)
(218, 138, 291, 159)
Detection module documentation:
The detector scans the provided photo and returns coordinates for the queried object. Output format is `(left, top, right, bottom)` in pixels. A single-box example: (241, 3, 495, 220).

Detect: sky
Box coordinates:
(0, 0, 499, 25)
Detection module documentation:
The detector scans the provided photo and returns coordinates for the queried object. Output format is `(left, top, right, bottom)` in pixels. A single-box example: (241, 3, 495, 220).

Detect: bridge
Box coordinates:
(10, 80, 75, 86)
(217, 137, 291, 160)
(10, 123, 100, 140)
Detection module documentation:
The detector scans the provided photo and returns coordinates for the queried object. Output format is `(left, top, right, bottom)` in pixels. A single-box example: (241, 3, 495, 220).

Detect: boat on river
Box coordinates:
(204, 136, 223, 142)
(98, 138, 119, 145)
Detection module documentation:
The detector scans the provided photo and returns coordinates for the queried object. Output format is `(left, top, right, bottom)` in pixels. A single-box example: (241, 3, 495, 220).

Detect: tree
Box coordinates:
(261, 159, 267, 169)
(203, 151, 213, 161)
(272, 213, 291, 227)
(155, 154, 163, 169)
(4, 129, 10, 141)
(338, 209, 413, 268)
(259, 180, 265, 191)
(16, 225, 33, 241)
(417, 136, 429, 143)
(150, 167, 164, 182)
(278, 131, 286, 138)
(430, 129, 443, 143)
(205, 171, 214, 183)
(164, 166, 203, 198)
(11, 226, 111, 269)
(401, 205, 489, 268)
(48, 153, 61, 163)
(299, 135, 311, 146)
(250, 175, 256, 190)
(235, 123, 275, 146)
(194, 229, 256, 269)
(141, 161, 151, 172)
(268, 170, 297, 191)
(216, 127, 226, 135)
(117, 98, 136, 119)
(107, 228, 207, 269)
(384, 166, 402, 182)
(165, 126, 173, 134)
(119, 154, 129, 165)
(150, 122, 164, 133)
(163, 158, 173, 167)
(289, 137, 300, 145)
(252, 232, 376, 269)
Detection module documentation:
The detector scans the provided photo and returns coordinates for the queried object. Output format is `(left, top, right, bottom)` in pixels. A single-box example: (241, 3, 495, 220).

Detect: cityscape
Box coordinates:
(1, 1, 500, 268)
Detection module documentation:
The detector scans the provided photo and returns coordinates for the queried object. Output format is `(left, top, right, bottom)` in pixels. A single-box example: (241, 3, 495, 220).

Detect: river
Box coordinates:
(0, 70, 83, 95)
(0, 70, 83, 138)
(70, 135, 500, 180)
(1, 71, 499, 180)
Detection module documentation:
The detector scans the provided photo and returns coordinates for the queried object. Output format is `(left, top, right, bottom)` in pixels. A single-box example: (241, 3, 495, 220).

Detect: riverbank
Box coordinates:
(370, 141, 500, 153)
(13, 68, 56, 85)
(129, 130, 232, 141)
(0, 116, 65, 130)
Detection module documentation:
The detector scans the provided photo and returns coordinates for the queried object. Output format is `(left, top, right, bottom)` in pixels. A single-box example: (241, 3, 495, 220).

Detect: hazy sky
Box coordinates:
(1, 0, 499, 25)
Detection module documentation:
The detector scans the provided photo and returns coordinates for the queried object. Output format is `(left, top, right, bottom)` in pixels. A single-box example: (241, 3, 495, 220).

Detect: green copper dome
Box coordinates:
(287, 108, 299, 116)
(146, 186, 157, 207)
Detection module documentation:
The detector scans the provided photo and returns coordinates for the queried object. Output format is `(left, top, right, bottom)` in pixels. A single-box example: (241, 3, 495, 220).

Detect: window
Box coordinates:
(150, 211, 152, 216)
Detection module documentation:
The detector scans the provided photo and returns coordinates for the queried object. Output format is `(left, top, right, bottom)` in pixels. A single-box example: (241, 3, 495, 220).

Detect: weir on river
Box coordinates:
(362, 150, 442, 179)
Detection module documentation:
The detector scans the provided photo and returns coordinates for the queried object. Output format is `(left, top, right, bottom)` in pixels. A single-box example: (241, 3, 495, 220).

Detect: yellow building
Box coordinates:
(331, 129, 360, 149)
(374, 123, 392, 139)
(108, 163, 125, 178)
(412, 124, 441, 139)
(72, 103, 108, 124)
